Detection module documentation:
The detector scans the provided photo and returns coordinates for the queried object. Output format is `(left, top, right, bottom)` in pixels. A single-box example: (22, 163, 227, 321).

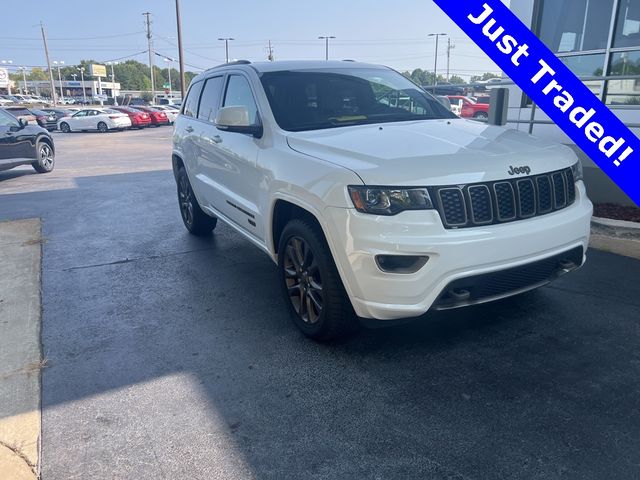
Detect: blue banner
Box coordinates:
(433, 0, 640, 206)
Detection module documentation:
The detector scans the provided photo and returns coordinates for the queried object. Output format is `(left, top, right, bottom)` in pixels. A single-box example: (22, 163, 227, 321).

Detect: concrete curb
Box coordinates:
(0, 219, 42, 480)
(590, 216, 640, 260)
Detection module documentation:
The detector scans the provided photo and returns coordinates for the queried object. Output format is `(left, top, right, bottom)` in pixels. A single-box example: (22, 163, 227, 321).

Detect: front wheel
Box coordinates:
(97, 122, 108, 133)
(278, 219, 358, 341)
(474, 111, 489, 120)
(32, 141, 55, 173)
(59, 122, 70, 133)
(176, 167, 217, 235)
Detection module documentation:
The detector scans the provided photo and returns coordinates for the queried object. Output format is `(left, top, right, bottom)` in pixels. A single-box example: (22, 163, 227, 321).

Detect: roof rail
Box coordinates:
(226, 60, 251, 66)
(342, 59, 356, 62)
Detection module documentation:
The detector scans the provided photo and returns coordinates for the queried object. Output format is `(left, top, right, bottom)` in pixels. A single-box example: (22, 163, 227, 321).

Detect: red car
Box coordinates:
(130, 106, 169, 126)
(447, 95, 489, 120)
(111, 106, 152, 129)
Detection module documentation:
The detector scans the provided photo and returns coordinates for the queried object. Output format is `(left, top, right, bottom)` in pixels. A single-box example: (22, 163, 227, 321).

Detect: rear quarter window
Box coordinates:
(182, 81, 204, 118)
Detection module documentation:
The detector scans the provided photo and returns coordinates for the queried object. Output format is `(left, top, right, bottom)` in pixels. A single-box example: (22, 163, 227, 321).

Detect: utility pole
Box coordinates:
(318, 35, 336, 60)
(218, 38, 234, 63)
(143, 12, 155, 97)
(175, 0, 186, 99)
(267, 40, 274, 61)
(446, 38, 455, 81)
(428, 33, 447, 93)
(40, 22, 57, 105)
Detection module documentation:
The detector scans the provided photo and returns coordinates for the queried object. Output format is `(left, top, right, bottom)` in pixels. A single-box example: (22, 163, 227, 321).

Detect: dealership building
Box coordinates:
(15, 79, 121, 101)
(507, 0, 640, 205)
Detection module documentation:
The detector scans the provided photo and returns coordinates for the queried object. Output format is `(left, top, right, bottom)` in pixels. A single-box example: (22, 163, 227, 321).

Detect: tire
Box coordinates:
(60, 122, 70, 133)
(97, 122, 108, 133)
(278, 219, 358, 341)
(176, 166, 217, 235)
(474, 111, 489, 120)
(32, 141, 55, 173)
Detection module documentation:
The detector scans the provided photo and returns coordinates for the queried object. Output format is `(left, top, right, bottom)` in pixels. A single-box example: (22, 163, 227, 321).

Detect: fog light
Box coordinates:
(375, 255, 429, 274)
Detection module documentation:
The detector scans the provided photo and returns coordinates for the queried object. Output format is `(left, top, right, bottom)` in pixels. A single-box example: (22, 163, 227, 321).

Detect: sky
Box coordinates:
(0, 0, 503, 80)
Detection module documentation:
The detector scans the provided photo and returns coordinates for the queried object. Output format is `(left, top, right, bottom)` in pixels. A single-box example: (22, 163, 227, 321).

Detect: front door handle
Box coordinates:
(185, 126, 194, 133)
(212, 135, 222, 144)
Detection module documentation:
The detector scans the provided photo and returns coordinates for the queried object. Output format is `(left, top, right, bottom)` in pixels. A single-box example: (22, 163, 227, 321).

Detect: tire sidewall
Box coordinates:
(277, 221, 331, 337)
(35, 141, 55, 172)
(60, 122, 70, 133)
(98, 122, 108, 133)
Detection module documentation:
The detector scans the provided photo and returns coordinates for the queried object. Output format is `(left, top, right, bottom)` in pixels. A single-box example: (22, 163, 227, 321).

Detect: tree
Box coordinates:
(448, 75, 466, 85)
(470, 72, 501, 82)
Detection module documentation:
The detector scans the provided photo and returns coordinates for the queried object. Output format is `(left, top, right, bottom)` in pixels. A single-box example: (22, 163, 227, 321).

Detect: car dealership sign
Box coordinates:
(0, 68, 8, 88)
(434, 0, 640, 206)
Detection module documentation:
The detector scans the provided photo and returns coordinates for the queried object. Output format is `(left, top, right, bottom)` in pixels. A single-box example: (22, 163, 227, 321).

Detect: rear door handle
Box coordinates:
(185, 126, 194, 133)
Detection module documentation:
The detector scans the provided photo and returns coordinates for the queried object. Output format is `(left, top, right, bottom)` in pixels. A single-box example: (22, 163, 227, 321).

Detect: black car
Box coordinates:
(0, 109, 55, 174)
(5, 107, 58, 131)
(41, 108, 72, 123)
(423, 82, 466, 96)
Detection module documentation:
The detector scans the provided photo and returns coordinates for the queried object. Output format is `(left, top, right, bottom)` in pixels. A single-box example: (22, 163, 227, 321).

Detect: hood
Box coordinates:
(286, 119, 577, 186)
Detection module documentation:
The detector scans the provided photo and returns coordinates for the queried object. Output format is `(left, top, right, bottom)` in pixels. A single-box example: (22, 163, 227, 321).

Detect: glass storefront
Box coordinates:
(535, 0, 640, 106)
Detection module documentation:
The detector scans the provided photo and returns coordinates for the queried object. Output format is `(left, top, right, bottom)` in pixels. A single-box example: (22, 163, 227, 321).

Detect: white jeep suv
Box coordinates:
(172, 60, 593, 340)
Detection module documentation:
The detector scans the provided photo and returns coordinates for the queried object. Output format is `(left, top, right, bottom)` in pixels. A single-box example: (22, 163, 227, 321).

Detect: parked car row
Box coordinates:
(0, 104, 180, 133)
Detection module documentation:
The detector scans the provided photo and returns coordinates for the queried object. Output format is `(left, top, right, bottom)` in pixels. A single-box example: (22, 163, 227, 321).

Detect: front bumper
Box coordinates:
(323, 183, 593, 320)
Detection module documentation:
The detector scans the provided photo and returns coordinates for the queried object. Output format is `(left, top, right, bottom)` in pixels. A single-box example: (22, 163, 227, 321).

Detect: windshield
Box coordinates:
(260, 67, 456, 132)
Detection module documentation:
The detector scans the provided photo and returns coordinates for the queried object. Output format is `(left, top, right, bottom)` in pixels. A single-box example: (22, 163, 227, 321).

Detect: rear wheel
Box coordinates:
(32, 141, 55, 173)
(176, 166, 217, 235)
(278, 219, 358, 341)
(97, 122, 108, 133)
(474, 111, 489, 120)
(60, 122, 70, 133)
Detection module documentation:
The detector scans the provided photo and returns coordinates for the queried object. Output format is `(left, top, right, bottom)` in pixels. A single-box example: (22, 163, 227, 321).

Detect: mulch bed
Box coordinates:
(593, 203, 640, 223)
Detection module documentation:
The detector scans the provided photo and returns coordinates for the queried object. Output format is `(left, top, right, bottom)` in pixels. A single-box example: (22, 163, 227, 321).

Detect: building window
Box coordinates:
(538, 0, 614, 53)
(606, 50, 640, 105)
(560, 53, 605, 96)
(613, 0, 640, 48)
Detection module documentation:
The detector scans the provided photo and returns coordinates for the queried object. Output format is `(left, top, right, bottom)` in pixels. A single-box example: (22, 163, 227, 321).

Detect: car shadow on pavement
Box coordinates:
(1, 169, 640, 479)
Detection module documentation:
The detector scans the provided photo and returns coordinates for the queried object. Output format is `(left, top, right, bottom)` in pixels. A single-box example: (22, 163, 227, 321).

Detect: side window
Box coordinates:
(197, 76, 223, 123)
(183, 81, 204, 118)
(223, 75, 259, 125)
(0, 109, 19, 127)
(73, 111, 87, 117)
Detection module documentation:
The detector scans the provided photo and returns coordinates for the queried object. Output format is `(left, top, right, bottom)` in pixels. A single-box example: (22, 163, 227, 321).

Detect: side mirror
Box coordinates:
(18, 118, 28, 128)
(215, 106, 263, 138)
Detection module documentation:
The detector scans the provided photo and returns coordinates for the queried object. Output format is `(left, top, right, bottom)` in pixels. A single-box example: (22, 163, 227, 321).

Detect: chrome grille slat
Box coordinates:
(432, 167, 575, 229)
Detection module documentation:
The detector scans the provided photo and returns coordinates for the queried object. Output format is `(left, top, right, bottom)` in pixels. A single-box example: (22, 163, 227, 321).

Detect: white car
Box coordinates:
(58, 108, 132, 133)
(152, 105, 178, 123)
(172, 60, 592, 340)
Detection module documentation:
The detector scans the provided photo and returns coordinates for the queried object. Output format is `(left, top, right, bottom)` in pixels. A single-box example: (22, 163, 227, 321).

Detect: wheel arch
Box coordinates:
(36, 134, 55, 155)
(172, 154, 185, 180)
(270, 198, 327, 257)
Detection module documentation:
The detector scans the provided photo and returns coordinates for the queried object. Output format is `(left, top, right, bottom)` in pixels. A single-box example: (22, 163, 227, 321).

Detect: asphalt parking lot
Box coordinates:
(1, 127, 640, 479)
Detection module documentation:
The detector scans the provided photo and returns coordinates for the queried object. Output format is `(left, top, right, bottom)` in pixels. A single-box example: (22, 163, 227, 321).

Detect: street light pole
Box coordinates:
(107, 62, 118, 105)
(428, 33, 447, 94)
(77, 67, 87, 104)
(53, 60, 65, 102)
(318, 36, 336, 60)
(19, 66, 28, 94)
(218, 38, 234, 63)
(164, 58, 172, 94)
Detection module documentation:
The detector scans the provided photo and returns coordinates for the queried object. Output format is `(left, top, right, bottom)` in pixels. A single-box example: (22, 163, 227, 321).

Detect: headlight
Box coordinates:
(571, 161, 583, 182)
(348, 186, 434, 215)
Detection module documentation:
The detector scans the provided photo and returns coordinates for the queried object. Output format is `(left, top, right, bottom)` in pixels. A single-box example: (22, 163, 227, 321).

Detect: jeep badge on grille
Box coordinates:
(508, 165, 531, 175)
